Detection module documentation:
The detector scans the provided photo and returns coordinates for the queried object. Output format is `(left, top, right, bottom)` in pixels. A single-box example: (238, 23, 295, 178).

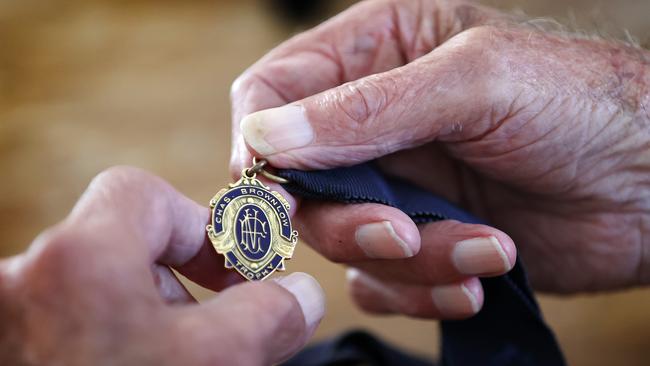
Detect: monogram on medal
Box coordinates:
(206, 159, 298, 281)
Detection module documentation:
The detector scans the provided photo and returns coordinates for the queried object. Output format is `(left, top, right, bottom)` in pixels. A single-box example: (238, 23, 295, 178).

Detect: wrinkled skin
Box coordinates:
(0, 167, 324, 366)
(230, 0, 650, 318)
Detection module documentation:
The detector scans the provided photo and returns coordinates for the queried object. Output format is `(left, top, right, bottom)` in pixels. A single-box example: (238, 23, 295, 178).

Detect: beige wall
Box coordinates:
(1, 1, 649, 365)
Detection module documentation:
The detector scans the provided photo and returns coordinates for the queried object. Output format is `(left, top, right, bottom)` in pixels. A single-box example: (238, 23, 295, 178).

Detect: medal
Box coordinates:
(206, 158, 298, 281)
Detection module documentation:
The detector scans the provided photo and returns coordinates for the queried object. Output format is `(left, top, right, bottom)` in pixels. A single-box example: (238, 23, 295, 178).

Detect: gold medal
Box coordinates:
(206, 159, 298, 281)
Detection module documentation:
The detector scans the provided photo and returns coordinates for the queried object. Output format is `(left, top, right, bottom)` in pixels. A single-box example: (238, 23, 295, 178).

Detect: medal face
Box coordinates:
(206, 173, 298, 281)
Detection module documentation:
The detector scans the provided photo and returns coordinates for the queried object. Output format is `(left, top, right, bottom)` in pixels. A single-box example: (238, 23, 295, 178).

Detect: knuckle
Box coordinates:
(230, 71, 280, 105)
(445, 25, 501, 70)
(230, 72, 252, 101)
(449, 25, 519, 77)
(433, 25, 521, 136)
(457, 25, 499, 48)
(333, 75, 394, 129)
(30, 224, 85, 270)
(90, 165, 146, 194)
(85, 166, 163, 209)
(37, 226, 77, 258)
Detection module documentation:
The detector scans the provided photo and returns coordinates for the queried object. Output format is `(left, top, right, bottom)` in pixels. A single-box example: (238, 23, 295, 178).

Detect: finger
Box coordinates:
(240, 26, 514, 170)
(60, 166, 239, 292)
(353, 219, 516, 285)
(347, 268, 483, 319)
(229, 0, 495, 175)
(152, 264, 196, 304)
(295, 201, 420, 260)
(177, 272, 325, 365)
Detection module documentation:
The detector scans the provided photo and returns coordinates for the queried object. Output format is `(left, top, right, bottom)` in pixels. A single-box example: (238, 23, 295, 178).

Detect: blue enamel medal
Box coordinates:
(206, 159, 298, 281)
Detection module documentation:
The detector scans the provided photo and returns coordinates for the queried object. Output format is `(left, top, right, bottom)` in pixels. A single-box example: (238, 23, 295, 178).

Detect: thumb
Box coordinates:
(177, 272, 325, 365)
(240, 28, 510, 170)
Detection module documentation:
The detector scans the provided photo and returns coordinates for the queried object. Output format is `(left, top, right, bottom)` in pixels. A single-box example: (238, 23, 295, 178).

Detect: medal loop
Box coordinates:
(245, 158, 267, 177)
(245, 157, 290, 184)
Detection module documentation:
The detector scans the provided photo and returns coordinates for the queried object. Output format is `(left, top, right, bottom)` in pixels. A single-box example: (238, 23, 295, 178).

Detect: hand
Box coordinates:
(0, 167, 325, 366)
(229, 0, 650, 320)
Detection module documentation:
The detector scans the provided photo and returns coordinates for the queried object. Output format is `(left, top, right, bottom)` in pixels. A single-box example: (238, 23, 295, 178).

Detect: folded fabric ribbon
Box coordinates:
(278, 162, 566, 366)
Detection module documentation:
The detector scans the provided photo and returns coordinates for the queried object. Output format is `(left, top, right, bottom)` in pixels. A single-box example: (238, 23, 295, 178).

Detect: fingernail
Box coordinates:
(355, 221, 416, 259)
(452, 236, 512, 275)
(431, 281, 482, 317)
(346, 267, 362, 282)
(275, 272, 325, 331)
(240, 104, 314, 155)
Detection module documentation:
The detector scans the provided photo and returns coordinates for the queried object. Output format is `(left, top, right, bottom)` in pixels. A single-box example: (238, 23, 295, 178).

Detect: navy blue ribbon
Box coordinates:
(279, 162, 565, 366)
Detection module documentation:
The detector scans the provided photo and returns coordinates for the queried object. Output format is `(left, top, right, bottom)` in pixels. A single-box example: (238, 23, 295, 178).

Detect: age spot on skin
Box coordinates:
(604, 46, 650, 115)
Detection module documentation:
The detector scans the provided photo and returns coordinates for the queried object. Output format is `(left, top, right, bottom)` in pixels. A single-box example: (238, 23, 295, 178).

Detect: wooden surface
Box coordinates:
(1, 1, 649, 365)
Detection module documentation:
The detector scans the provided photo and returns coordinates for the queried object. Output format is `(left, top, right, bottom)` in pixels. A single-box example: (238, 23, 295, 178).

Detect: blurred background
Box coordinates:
(1, 0, 649, 365)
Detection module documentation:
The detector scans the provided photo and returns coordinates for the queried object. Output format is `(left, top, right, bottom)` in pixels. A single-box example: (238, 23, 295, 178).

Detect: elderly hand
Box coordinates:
(0, 167, 325, 366)
(230, 0, 650, 319)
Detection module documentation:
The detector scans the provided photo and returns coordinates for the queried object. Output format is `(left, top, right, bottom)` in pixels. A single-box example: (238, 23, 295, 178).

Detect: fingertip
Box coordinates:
(353, 211, 420, 259)
(346, 267, 361, 282)
(431, 277, 484, 319)
(463, 277, 484, 313)
(470, 225, 517, 271)
(495, 233, 517, 269)
(355, 221, 417, 259)
(451, 233, 516, 276)
(275, 272, 326, 335)
(298, 203, 417, 261)
(389, 214, 421, 256)
(241, 111, 275, 156)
